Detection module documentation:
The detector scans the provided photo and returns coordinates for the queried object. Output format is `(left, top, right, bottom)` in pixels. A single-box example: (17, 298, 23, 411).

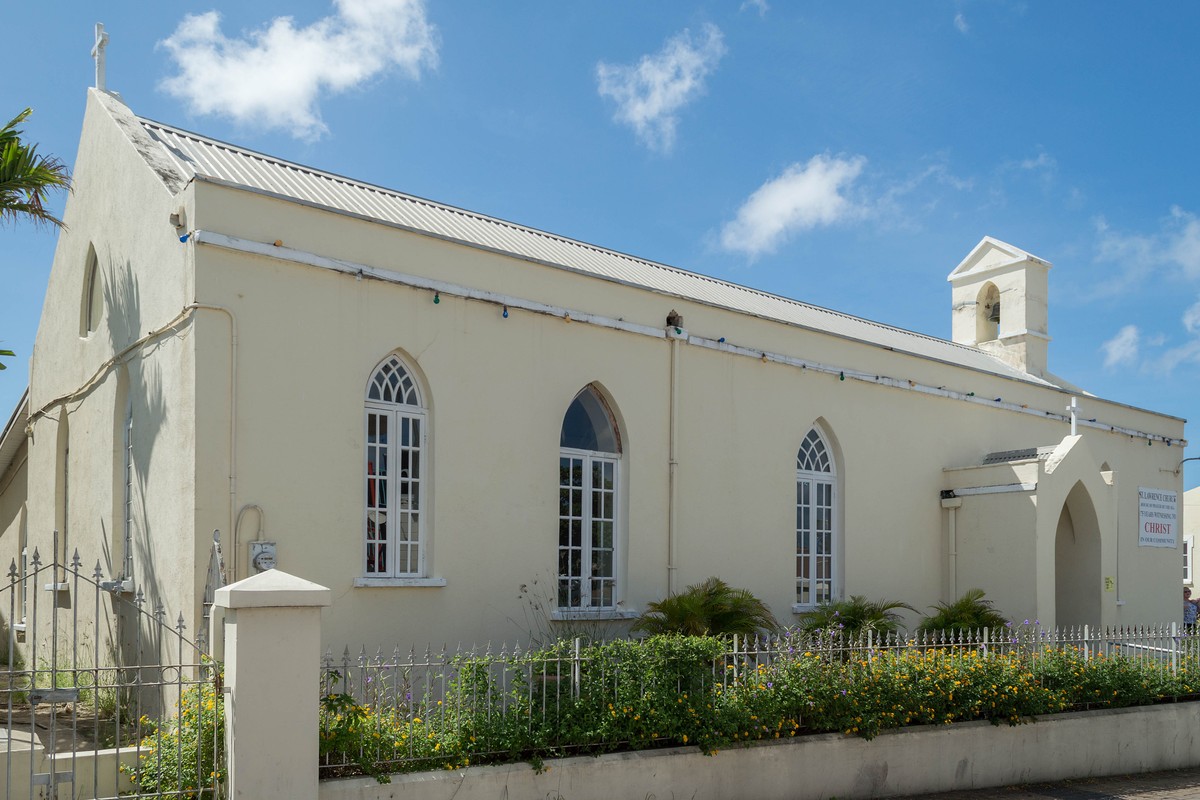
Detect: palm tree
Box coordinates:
(1, 108, 71, 228)
(633, 577, 779, 637)
(1, 108, 71, 373)
(796, 595, 915, 637)
(917, 588, 1009, 635)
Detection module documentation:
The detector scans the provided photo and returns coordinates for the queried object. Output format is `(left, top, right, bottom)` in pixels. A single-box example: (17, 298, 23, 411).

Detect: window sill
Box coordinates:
(551, 608, 639, 621)
(354, 577, 447, 588)
(791, 604, 821, 614)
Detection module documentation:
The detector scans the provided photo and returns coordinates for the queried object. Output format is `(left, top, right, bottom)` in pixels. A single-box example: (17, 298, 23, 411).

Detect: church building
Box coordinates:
(0, 89, 1186, 650)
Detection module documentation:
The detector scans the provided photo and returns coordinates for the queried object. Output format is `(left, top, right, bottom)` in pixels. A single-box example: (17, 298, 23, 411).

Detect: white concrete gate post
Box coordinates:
(215, 569, 331, 800)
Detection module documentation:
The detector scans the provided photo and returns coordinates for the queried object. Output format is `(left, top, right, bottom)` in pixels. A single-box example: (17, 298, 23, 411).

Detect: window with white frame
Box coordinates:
(1185, 536, 1194, 584)
(558, 386, 620, 609)
(796, 427, 836, 607)
(364, 355, 427, 577)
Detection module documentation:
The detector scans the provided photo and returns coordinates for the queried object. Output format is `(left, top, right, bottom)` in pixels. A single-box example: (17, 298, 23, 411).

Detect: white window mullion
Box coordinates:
(558, 448, 619, 610)
(590, 456, 616, 608)
(1185, 535, 1194, 584)
(581, 454, 594, 607)
(796, 470, 835, 607)
(365, 408, 389, 575)
(559, 453, 586, 607)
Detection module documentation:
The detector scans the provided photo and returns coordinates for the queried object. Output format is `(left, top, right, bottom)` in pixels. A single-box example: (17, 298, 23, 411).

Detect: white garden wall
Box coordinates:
(320, 703, 1200, 800)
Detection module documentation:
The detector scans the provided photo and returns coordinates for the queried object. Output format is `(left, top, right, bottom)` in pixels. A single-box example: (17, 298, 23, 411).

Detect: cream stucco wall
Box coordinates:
(1184, 486, 1200, 589)
(177, 179, 1185, 647)
(17, 90, 199, 659)
(1, 91, 1187, 660)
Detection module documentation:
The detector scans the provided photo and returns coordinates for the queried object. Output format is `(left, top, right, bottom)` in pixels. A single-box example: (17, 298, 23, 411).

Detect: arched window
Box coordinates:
(796, 427, 837, 606)
(364, 355, 427, 577)
(81, 246, 103, 337)
(559, 386, 621, 609)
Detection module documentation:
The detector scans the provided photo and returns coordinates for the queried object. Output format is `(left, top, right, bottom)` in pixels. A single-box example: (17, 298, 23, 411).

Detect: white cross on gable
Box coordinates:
(91, 23, 109, 92)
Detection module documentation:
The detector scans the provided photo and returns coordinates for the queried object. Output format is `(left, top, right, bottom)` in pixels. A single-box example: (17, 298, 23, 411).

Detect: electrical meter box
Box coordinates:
(249, 541, 277, 572)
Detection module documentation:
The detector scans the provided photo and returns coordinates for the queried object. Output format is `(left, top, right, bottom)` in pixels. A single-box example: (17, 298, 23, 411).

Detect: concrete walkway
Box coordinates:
(892, 767, 1200, 799)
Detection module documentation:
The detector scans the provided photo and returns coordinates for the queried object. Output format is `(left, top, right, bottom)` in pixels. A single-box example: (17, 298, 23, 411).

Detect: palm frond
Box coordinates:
(633, 577, 779, 637)
(797, 595, 915, 636)
(917, 588, 1009, 633)
(0, 108, 71, 229)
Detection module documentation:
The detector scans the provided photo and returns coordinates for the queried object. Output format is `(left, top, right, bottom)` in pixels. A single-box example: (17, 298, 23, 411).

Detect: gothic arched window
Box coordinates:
(558, 386, 621, 609)
(364, 355, 427, 577)
(796, 428, 837, 606)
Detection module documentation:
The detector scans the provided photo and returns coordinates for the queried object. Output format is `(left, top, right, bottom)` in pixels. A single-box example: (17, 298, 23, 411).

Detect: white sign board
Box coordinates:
(1138, 487, 1178, 548)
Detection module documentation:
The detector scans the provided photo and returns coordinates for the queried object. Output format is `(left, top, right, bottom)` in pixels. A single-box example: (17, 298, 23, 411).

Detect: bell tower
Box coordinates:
(948, 237, 1051, 378)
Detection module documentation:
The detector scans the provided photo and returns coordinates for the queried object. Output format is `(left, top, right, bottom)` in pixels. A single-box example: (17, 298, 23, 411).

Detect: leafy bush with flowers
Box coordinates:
(318, 633, 1200, 782)
(121, 669, 224, 798)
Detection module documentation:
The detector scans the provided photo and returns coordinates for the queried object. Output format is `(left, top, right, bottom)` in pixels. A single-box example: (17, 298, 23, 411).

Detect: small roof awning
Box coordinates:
(0, 388, 29, 480)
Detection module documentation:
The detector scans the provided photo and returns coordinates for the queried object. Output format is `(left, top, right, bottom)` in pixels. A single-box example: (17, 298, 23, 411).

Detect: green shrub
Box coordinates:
(633, 577, 779, 637)
(795, 595, 914, 637)
(318, 634, 1200, 782)
(122, 673, 224, 797)
(918, 589, 1009, 634)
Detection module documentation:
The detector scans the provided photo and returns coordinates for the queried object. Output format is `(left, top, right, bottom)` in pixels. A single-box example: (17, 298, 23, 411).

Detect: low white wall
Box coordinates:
(320, 702, 1200, 800)
(0, 745, 136, 800)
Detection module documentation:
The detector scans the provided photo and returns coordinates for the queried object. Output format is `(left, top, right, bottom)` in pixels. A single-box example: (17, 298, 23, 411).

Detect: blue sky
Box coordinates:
(3, 1, 1199, 485)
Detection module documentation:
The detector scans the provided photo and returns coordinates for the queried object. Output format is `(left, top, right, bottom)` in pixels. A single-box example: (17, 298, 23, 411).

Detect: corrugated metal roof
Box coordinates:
(981, 446, 1059, 465)
(136, 114, 1056, 387)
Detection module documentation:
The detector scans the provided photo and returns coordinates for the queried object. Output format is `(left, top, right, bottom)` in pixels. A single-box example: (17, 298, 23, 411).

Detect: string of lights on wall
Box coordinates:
(190, 230, 1186, 449)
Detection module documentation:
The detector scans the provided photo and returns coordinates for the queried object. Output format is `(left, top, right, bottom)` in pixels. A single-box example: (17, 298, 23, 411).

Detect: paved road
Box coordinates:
(890, 768, 1200, 799)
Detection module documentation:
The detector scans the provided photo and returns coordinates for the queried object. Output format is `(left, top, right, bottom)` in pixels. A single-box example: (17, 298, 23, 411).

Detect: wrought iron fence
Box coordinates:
(2, 544, 221, 800)
(318, 622, 1200, 779)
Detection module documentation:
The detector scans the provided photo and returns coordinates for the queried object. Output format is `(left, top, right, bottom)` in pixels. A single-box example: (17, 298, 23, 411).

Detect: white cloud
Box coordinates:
(596, 24, 726, 153)
(1101, 325, 1140, 370)
(1168, 206, 1200, 279)
(158, 0, 438, 141)
(1087, 208, 1200, 299)
(1099, 298, 1200, 375)
(954, 13, 969, 34)
(1149, 338, 1200, 374)
(1182, 298, 1200, 334)
(1019, 151, 1056, 171)
(1088, 211, 1200, 374)
(741, 0, 770, 16)
(719, 154, 867, 258)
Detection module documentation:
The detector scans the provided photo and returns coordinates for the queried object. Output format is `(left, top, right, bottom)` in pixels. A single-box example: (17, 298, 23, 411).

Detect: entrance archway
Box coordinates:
(1054, 481, 1101, 628)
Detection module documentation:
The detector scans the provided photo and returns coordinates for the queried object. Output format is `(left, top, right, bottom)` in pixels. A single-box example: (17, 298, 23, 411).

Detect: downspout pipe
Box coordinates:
(667, 327, 684, 596)
(941, 495, 962, 601)
(187, 303, 239, 581)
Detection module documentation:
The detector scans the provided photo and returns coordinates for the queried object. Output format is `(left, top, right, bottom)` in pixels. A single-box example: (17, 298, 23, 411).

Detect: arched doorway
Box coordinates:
(1054, 482, 1101, 628)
